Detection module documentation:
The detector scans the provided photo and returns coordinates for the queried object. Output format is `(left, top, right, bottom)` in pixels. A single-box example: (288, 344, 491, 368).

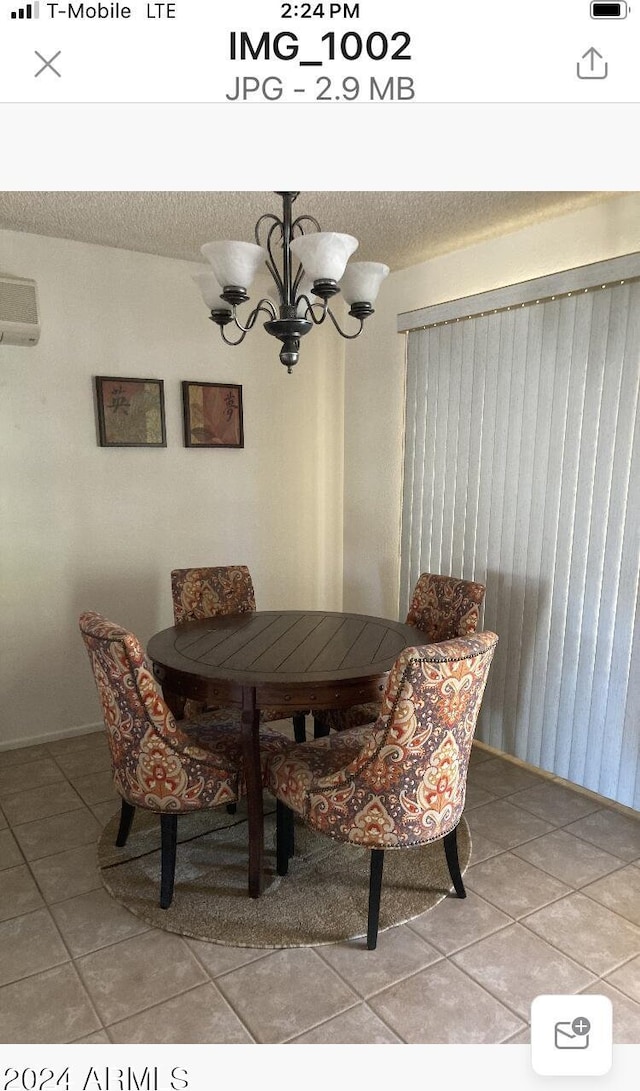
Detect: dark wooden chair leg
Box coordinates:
(443, 826, 466, 898)
(276, 800, 293, 875)
(115, 799, 135, 847)
(293, 712, 307, 743)
(160, 813, 178, 909)
(313, 715, 330, 739)
(367, 848, 385, 950)
(226, 803, 237, 814)
(287, 805, 295, 859)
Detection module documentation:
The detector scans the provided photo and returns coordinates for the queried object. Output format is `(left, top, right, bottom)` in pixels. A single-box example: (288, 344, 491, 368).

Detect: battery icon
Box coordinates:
(590, 2, 628, 16)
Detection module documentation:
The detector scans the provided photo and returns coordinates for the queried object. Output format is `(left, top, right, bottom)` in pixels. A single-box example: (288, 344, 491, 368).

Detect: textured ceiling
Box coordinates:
(0, 190, 623, 271)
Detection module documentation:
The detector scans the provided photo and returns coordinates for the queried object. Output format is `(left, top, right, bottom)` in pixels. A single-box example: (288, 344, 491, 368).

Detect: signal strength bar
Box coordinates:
(10, 1, 40, 15)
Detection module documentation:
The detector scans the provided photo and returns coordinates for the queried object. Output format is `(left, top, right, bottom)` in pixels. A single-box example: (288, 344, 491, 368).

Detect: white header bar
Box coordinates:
(0, 0, 638, 104)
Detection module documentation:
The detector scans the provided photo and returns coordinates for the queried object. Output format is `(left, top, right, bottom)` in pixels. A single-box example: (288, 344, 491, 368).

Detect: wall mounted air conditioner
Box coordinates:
(0, 274, 41, 346)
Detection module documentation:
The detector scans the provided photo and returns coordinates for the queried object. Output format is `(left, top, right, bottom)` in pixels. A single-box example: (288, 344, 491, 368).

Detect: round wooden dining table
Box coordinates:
(147, 609, 425, 897)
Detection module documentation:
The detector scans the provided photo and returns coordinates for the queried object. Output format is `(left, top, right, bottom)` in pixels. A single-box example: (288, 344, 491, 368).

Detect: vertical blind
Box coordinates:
(399, 257, 640, 810)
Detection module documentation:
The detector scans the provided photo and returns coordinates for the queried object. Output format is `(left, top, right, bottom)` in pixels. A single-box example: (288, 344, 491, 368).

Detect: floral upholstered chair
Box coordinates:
(171, 565, 309, 743)
(79, 611, 290, 909)
(266, 630, 498, 949)
(313, 572, 486, 737)
(171, 564, 257, 624)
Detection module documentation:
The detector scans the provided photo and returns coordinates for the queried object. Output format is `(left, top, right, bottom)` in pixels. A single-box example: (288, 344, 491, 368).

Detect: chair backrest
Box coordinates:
(171, 565, 256, 625)
(317, 631, 498, 848)
(78, 611, 179, 807)
(405, 572, 486, 641)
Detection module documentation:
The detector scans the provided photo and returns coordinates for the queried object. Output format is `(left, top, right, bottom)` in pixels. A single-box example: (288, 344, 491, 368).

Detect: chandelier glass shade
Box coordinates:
(194, 191, 389, 373)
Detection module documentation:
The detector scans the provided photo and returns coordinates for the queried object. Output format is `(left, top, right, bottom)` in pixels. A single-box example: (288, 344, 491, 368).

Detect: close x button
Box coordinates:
(34, 50, 62, 77)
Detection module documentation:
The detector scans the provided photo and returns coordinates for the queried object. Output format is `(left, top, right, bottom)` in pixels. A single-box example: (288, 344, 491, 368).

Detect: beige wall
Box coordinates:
(0, 229, 344, 747)
(4, 192, 640, 750)
(342, 191, 640, 618)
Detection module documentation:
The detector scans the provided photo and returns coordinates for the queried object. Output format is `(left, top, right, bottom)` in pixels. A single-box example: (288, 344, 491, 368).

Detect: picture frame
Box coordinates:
(182, 381, 244, 449)
(95, 376, 166, 448)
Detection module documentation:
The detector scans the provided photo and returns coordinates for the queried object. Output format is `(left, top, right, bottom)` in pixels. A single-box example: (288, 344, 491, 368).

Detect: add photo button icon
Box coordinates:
(531, 995, 612, 1075)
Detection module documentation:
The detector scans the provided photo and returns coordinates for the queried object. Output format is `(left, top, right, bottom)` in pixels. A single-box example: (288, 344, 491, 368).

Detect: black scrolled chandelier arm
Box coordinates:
(231, 297, 278, 334)
(214, 297, 278, 346)
(256, 214, 287, 298)
(296, 293, 328, 325)
(324, 306, 366, 339)
(295, 293, 366, 338)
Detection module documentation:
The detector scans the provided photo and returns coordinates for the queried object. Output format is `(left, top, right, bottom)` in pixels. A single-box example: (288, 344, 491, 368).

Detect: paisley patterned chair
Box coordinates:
(171, 565, 309, 743)
(266, 630, 498, 950)
(313, 572, 486, 737)
(79, 611, 290, 909)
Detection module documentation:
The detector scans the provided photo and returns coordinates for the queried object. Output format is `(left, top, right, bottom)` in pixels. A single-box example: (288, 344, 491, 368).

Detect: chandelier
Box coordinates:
(192, 191, 389, 373)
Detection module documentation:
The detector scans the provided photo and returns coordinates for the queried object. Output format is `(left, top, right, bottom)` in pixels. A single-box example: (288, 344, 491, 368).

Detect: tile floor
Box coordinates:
(1, 726, 639, 1045)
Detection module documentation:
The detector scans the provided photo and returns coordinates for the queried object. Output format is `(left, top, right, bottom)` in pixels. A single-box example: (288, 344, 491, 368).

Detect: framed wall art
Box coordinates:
(95, 376, 166, 448)
(182, 381, 244, 449)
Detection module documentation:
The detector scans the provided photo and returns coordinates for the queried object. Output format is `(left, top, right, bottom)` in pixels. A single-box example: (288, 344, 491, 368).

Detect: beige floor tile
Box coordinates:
(465, 852, 571, 918)
(369, 959, 525, 1043)
(0, 758, 65, 799)
(0, 907, 69, 986)
(0, 964, 101, 1043)
(53, 748, 113, 780)
(464, 784, 497, 810)
(0, 864, 44, 921)
(451, 923, 596, 1019)
(581, 865, 640, 927)
(605, 955, 640, 1004)
(12, 807, 101, 861)
(508, 782, 603, 826)
(0, 828, 24, 870)
(51, 888, 149, 957)
(582, 980, 640, 1043)
(1, 781, 85, 826)
(565, 809, 640, 862)
(523, 892, 640, 976)
(408, 889, 512, 955)
(513, 828, 626, 888)
(466, 799, 555, 849)
(46, 731, 106, 756)
(108, 981, 253, 1043)
(0, 744, 51, 768)
(215, 947, 358, 1043)
(72, 1030, 111, 1043)
(469, 744, 495, 766)
(70, 770, 118, 805)
(77, 930, 209, 1025)
(290, 1003, 401, 1043)
(1, 729, 634, 1049)
(317, 923, 442, 998)
(469, 758, 546, 799)
(467, 832, 508, 864)
(185, 938, 272, 977)
(506, 1026, 531, 1043)
(29, 843, 102, 903)
(91, 800, 120, 828)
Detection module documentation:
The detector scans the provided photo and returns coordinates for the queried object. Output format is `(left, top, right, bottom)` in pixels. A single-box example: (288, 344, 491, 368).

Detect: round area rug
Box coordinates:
(98, 799, 471, 948)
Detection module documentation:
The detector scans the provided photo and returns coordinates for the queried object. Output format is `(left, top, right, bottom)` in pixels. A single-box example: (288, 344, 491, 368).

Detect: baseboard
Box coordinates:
(0, 721, 103, 752)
